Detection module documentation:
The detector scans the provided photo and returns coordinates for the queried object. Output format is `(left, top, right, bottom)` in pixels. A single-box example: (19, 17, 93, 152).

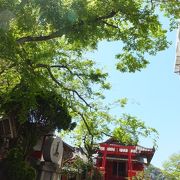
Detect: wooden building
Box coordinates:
(96, 138, 155, 180)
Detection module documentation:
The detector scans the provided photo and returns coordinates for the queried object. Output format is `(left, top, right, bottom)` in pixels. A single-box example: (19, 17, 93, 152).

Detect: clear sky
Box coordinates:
(86, 20, 180, 168)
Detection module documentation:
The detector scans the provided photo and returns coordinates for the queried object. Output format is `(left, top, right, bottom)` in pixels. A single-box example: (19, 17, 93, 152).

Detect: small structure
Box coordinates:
(174, 25, 180, 74)
(31, 134, 88, 180)
(32, 134, 76, 180)
(96, 138, 155, 180)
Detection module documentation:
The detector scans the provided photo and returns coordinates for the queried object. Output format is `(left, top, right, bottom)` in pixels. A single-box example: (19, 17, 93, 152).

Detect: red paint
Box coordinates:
(96, 139, 155, 180)
(31, 151, 42, 160)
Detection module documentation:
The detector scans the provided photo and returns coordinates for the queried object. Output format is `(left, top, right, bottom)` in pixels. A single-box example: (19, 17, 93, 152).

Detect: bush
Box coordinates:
(5, 148, 36, 180)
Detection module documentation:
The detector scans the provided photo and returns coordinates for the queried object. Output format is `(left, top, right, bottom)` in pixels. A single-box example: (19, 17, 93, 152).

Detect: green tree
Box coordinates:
(112, 114, 158, 147)
(162, 152, 180, 180)
(134, 164, 166, 180)
(61, 102, 158, 163)
(135, 154, 180, 180)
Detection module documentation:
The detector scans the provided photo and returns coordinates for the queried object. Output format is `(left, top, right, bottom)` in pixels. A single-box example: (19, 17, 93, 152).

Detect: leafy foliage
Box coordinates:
(113, 114, 158, 147)
(134, 164, 167, 180)
(0, 0, 179, 127)
(5, 148, 36, 180)
(135, 155, 180, 180)
(162, 152, 180, 179)
(1, 83, 71, 129)
(61, 106, 113, 161)
(62, 156, 102, 180)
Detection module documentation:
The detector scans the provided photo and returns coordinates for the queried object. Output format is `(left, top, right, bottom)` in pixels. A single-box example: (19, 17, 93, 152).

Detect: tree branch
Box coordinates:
(36, 63, 91, 108)
(101, 131, 113, 138)
(16, 31, 60, 44)
(77, 112, 93, 137)
(96, 11, 117, 21)
(50, 64, 86, 84)
(50, 64, 73, 73)
(101, 20, 120, 29)
(16, 10, 120, 44)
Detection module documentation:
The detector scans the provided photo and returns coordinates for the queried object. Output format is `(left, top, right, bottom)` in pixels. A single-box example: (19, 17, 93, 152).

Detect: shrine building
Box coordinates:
(96, 138, 155, 180)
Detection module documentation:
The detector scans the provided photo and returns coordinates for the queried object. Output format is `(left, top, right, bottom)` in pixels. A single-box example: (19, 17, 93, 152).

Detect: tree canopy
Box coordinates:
(162, 152, 180, 179)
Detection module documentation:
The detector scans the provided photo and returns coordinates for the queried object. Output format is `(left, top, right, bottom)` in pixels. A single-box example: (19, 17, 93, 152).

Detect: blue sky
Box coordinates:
(87, 24, 180, 168)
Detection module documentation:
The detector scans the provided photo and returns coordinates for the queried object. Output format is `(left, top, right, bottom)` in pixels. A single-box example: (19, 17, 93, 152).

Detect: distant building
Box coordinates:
(174, 25, 180, 74)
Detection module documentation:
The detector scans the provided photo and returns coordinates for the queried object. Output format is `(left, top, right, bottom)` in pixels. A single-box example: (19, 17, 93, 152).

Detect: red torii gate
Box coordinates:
(96, 138, 155, 180)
